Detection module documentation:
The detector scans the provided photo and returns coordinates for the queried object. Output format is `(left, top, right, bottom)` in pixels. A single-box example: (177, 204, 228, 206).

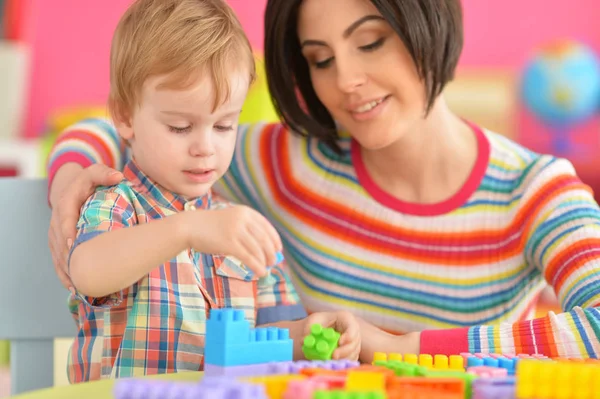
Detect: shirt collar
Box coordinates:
(123, 158, 211, 212)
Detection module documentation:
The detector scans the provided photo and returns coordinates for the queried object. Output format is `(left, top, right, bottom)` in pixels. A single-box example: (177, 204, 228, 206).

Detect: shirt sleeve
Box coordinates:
(420, 156, 600, 358)
(256, 262, 307, 325)
(47, 117, 127, 193)
(68, 185, 136, 308)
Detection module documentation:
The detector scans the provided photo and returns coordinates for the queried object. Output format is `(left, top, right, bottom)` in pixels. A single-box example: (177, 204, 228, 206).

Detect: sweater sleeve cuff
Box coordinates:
(47, 153, 94, 205)
(420, 327, 470, 355)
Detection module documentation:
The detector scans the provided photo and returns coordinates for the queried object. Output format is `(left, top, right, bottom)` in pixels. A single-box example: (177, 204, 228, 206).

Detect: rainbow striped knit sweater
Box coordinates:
(48, 118, 600, 358)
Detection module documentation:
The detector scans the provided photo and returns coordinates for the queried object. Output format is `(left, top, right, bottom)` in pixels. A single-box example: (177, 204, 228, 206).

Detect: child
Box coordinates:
(66, 0, 361, 382)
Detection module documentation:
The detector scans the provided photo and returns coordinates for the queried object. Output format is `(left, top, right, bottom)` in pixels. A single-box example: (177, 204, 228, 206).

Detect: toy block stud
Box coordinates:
(388, 353, 402, 362)
(419, 354, 433, 368)
(449, 355, 464, 371)
(404, 354, 418, 364)
(372, 352, 387, 364)
(434, 354, 448, 369)
(302, 323, 340, 361)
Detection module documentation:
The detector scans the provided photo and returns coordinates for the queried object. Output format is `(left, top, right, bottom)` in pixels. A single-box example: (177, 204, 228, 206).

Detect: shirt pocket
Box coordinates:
(212, 255, 257, 318)
(213, 255, 256, 282)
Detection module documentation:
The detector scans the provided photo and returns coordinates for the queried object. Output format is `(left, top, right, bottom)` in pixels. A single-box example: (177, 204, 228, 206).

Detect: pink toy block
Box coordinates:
(467, 366, 508, 378)
(283, 379, 328, 399)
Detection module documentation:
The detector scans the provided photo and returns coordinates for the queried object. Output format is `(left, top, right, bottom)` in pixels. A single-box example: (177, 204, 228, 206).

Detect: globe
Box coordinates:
(521, 40, 600, 127)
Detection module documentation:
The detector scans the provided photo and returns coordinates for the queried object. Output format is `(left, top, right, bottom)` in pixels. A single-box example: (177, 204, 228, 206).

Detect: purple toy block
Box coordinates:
(267, 359, 360, 374)
(113, 376, 267, 399)
(204, 359, 360, 378)
(204, 363, 271, 378)
(472, 377, 515, 399)
(114, 379, 199, 399)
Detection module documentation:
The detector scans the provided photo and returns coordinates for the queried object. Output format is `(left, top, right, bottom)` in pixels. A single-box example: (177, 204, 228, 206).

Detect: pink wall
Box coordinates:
(22, 0, 600, 141)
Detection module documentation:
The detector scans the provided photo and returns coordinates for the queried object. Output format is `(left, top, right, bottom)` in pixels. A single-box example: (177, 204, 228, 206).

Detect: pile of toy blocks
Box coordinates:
(113, 309, 600, 399)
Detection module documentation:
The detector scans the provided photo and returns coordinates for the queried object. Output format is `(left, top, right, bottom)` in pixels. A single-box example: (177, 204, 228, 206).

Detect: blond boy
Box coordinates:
(66, 0, 361, 382)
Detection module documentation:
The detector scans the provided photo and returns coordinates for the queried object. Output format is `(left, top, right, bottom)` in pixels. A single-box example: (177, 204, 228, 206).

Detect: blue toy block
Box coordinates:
(205, 308, 251, 345)
(498, 358, 516, 375)
(467, 356, 484, 368)
(483, 357, 499, 368)
(204, 308, 293, 367)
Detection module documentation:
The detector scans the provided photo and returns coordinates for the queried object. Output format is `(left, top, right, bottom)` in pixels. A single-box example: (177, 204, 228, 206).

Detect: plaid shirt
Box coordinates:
(66, 160, 305, 383)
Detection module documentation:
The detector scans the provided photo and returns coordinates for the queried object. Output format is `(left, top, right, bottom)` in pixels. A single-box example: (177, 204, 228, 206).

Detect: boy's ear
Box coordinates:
(114, 110, 134, 140)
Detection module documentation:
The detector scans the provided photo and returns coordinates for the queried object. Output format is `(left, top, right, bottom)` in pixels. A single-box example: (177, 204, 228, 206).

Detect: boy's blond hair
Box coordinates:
(108, 0, 256, 123)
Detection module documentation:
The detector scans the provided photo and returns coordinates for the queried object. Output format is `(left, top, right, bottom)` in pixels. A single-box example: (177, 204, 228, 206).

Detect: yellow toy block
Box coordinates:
(245, 375, 306, 399)
(434, 354, 448, 369)
(345, 370, 386, 392)
(419, 354, 433, 369)
(449, 355, 464, 371)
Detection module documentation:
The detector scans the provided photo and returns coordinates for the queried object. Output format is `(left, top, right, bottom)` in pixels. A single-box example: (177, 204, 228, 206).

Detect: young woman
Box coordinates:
(47, 0, 600, 361)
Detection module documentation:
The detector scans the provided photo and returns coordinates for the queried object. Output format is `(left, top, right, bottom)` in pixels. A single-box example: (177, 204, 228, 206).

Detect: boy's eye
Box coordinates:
(215, 125, 234, 132)
(169, 125, 192, 134)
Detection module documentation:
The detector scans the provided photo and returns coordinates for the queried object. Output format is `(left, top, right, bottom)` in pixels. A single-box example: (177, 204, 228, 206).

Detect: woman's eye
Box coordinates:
(314, 57, 333, 69)
(359, 38, 384, 51)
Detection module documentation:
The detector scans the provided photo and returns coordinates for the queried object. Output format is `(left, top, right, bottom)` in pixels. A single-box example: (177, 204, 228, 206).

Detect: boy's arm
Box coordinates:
(70, 210, 191, 298)
(70, 187, 196, 298)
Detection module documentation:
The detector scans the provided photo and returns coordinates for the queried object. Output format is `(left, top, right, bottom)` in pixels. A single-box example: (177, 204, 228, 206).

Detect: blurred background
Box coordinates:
(1, 0, 599, 395)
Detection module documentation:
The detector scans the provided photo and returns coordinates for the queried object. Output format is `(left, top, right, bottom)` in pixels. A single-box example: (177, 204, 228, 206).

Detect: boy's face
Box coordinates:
(117, 68, 250, 199)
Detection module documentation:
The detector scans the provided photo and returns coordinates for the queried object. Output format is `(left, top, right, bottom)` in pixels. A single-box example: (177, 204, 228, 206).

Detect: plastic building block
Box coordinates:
(113, 377, 267, 399)
(257, 252, 285, 288)
(515, 359, 600, 399)
(245, 375, 305, 399)
(314, 391, 386, 399)
(419, 354, 433, 368)
(449, 355, 464, 371)
(424, 370, 477, 399)
(204, 308, 293, 366)
(273, 359, 359, 374)
(466, 366, 508, 378)
(345, 370, 386, 391)
(205, 362, 272, 378)
(302, 323, 341, 361)
(472, 377, 515, 399)
(204, 359, 359, 378)
(310, 374, 348, 389)
(283, 379, 328, 399)
(404, 354, 418, 364)
(434, 354, 449, 369)
(373, 359, 427, 377)
(372, 352, 402, 364)
(388, 377, 465, 399)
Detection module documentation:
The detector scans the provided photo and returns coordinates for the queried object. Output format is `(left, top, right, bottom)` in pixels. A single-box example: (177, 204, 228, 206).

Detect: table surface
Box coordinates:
(11, 371, 204, 399)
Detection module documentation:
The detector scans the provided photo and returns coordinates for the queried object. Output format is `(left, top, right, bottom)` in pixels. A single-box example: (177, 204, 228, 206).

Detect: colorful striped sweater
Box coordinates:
(48, 118, 600, 358)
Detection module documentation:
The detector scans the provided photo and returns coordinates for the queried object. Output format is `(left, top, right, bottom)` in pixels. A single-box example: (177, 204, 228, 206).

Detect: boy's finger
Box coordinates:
(332, 341, 357, 360)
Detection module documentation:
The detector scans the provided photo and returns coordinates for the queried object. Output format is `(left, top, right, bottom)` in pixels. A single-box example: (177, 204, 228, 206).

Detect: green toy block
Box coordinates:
(302, 323, 340, 361)
(373, 360, 426, 377)
(426, 370, 477, 399)
(314, 390, 385, 399)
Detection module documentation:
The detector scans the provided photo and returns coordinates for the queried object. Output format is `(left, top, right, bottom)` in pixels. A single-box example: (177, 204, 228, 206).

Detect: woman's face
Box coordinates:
(297, 0, 428, 150)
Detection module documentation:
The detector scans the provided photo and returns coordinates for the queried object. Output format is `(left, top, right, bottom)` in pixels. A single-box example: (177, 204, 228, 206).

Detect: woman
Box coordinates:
(48, 0, 600, 361)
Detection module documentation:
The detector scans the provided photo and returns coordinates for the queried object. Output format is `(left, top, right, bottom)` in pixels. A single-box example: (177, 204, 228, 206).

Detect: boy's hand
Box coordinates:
(48, 163, 123, 289)
(187, 206, 282, 277)
(303, 311, 361, 361)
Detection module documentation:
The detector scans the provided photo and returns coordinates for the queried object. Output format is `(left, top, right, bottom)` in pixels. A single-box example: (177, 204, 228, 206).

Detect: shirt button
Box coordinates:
(184, 203, 196, 211)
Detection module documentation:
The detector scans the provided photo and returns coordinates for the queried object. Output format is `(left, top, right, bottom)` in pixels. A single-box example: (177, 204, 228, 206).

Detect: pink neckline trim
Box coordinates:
(351, 122, 491, 216)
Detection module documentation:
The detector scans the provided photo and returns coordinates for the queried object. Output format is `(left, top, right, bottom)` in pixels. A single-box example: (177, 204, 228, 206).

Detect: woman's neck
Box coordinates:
(359, 97, 479, 205)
